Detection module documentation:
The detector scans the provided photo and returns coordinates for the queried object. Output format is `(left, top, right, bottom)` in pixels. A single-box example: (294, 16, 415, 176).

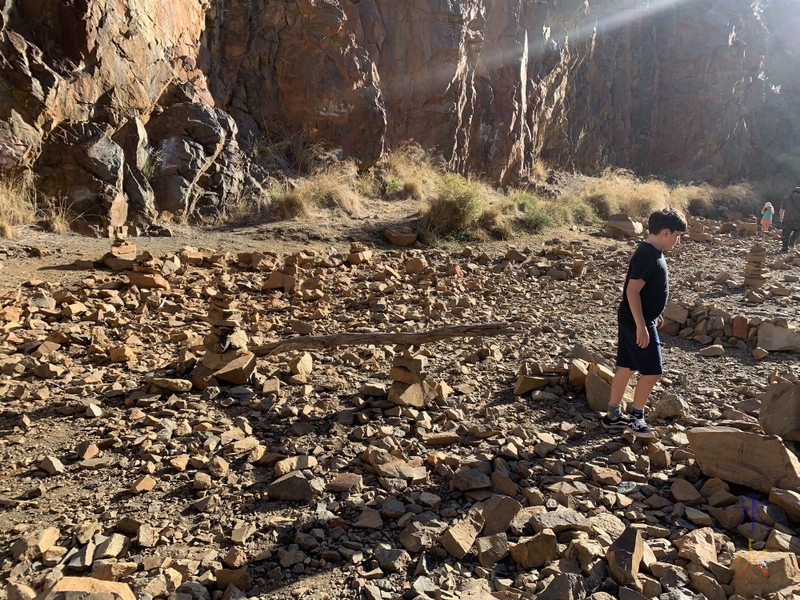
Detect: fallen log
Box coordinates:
(252, 323, 520, 357)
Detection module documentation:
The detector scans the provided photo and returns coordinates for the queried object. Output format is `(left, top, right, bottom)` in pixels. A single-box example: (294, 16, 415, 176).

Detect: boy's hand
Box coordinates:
(636, 325, 650, 348)
(656, 314, 664, 329)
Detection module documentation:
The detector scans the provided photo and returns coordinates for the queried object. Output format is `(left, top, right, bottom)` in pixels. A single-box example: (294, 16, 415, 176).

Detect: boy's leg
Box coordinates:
(627, 373, 661, 439)
(609, 367, 635, 408)
(632, 374, 662, 411)
(782, 227, 791, 251)
(602, 367, 635, 429)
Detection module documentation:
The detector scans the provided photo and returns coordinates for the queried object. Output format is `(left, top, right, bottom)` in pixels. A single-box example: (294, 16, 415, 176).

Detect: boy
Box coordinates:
(603, 208, 687, 439)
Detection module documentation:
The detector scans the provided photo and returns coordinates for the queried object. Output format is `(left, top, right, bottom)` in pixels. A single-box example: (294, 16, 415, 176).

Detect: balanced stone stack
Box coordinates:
(199, 292, 255, 386)
(103, 239, 137, 271)
(743, 245, 770, 287)
(347, 242, 373, 265)
(387, 350, 436, 408)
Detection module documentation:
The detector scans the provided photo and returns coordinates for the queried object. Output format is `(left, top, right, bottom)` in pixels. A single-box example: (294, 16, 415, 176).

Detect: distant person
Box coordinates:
(780, 187, 800, 252)
(603, 208, 687, 439)
(760, 202, 774, 233)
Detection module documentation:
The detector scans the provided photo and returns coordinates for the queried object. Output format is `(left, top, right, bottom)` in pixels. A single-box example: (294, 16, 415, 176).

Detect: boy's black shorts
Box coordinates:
(616, 321, 663, 375)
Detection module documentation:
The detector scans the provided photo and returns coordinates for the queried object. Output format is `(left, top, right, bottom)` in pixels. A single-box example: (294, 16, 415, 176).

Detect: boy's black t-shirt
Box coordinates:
(618, 241, 669, 327)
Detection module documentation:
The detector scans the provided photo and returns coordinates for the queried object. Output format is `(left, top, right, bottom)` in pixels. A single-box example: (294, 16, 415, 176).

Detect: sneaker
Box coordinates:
(627, 418, 656, 439)
(602, 412, 633, 429)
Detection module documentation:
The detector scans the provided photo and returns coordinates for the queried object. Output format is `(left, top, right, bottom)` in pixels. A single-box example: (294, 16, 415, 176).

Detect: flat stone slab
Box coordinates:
(686, 427, 800, 493)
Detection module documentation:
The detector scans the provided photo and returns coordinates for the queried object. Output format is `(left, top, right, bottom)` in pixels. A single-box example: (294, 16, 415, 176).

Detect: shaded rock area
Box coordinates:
(0, 219, 799, 599)
(3, 0, 800, 231)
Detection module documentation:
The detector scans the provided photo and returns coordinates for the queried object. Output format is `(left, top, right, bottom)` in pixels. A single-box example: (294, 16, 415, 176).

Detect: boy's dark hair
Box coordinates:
(648, 208, 687, 234)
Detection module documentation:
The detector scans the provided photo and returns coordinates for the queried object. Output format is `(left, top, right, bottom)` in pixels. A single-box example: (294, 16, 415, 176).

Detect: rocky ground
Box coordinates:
(1, 213, 800, 600)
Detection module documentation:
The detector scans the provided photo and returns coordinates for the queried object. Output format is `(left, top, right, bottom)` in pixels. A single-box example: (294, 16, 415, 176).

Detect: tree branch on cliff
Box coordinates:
(251, 323, 520, 357)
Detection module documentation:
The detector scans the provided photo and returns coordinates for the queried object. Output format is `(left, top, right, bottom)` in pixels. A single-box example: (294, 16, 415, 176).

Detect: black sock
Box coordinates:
(632, 407, 644, 420)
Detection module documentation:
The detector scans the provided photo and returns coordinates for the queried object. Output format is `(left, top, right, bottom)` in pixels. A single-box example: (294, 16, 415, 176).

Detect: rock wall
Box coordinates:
(2, 0, 800, 231)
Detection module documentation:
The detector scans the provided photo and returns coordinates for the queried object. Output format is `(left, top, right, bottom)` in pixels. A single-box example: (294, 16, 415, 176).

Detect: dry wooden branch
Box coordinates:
(251, 322, 520, 356)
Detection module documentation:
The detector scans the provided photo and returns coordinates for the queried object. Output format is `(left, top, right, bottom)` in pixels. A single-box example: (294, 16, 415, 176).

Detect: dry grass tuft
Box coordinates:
(38, 197, 77, 234)
(272, 192, 310, 220)
(216, 189, 274, 225)
(581, 169, 673, 219)
(251, 128, 339, 176)
(0, 174, 37, 238)
(286, 161, 364, 217)
(379, 142, 442, 201)
(671, 182, 760, 216)
(419, 174, 493, 242)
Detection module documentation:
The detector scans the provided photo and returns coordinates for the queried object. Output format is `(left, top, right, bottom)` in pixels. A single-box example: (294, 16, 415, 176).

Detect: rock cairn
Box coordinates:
(743, 245, 770, 288)
(200, 291, 255, 386)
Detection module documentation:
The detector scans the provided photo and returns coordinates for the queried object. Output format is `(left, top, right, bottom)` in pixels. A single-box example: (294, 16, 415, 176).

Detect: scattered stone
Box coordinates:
(129, 475, 156, 494)
(39, 456, 65, 475)
(698, 344, 724, 357)
(481, 495, 522, 536)
(730, 551, 800, 598)
(267, 472, 316, 502)
(374, 544, 411, 571)
(671, 479, 704, 504)
(40, 577, 135, 600)
(605, 214, 643, 237)
(476, 533, 508, 567)
(675, 527, 717, 569)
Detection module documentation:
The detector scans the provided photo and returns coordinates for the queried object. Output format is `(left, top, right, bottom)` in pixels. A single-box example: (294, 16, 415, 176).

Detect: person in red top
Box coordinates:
(603, 208, 687, 439)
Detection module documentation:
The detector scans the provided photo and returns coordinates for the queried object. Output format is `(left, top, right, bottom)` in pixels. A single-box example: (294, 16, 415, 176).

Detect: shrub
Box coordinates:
(500, 191, 555, 233)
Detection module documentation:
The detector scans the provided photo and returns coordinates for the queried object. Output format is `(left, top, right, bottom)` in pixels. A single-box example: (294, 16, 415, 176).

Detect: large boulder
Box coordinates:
(686, 427, 800, 493)
(146, 101, 244, 218)
(35, 123, 129, 236)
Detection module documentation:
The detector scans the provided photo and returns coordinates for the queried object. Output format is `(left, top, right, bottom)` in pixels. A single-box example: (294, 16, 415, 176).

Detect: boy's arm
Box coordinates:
(626, 278, 650, 348)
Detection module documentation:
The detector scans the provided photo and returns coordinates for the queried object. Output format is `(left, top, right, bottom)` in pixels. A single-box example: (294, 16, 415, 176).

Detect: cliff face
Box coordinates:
(2, 0, 800, 231)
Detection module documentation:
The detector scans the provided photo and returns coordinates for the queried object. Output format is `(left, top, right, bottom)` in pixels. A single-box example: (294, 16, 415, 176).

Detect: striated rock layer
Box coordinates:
(2, 0, 800, 229)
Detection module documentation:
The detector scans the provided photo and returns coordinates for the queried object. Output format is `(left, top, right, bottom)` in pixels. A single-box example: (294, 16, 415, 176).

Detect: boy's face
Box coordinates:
(662, 229, 682, 250)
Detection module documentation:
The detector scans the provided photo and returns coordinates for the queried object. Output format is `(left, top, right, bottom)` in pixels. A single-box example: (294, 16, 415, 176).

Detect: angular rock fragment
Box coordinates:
(759, 383, 800, 441)
(607, 526, 644, 585)
(509, 529, 557, 569)
(441, 511, 484, 559)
